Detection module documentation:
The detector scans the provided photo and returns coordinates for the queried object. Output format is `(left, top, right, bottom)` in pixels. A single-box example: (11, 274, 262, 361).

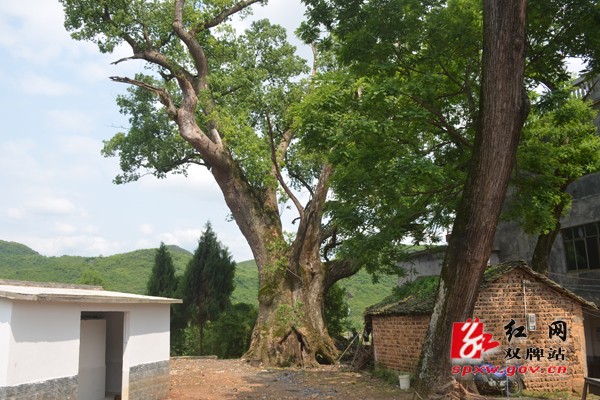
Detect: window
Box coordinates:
(563, 221, 600, 271)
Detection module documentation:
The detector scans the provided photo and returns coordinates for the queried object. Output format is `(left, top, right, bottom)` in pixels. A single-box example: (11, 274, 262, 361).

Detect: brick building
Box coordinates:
(365, 261, 598, 393)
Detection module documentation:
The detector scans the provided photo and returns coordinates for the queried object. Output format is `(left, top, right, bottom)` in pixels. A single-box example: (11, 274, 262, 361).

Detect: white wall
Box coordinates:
(6, 301, 80, 386)
(3, 300, 170, 390)
(78, 319, 106, 400)
(124, 304, 171, 366)
(0, 299, 12, 386)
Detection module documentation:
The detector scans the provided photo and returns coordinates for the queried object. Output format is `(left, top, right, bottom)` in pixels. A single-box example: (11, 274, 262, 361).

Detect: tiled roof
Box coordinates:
(365, 261, 598, 317)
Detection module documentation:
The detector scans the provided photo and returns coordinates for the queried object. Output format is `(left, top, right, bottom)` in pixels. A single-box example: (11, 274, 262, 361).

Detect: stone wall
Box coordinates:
(0, 375, 77, 400)
(128, 360, 170, 400)
(371, 269, 588, 393)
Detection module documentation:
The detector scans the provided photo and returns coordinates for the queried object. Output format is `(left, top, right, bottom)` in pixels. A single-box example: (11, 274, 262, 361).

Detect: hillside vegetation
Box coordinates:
(0, 240, 398, 328)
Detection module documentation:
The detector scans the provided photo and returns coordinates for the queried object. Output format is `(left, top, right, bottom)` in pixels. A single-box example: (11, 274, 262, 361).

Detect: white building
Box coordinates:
(0, 280, 181, 400)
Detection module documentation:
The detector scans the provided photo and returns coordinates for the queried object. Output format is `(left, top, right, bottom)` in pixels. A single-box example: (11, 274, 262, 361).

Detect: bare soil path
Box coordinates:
(167, 358, 411, 400)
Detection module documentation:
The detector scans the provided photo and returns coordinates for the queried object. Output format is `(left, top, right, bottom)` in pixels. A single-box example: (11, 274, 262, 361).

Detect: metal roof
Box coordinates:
(0, 280, 182, 304)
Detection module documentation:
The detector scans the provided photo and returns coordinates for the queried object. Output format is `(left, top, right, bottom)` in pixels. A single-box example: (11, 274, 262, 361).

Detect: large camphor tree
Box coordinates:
(59, 0, 360, 366)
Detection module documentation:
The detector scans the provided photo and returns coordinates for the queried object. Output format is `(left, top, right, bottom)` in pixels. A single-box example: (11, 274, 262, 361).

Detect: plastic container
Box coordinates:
(398, 374, 410, 389)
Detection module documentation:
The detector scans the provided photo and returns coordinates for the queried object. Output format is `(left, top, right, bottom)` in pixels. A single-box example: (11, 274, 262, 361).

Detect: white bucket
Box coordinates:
(399, 374, 410, 389)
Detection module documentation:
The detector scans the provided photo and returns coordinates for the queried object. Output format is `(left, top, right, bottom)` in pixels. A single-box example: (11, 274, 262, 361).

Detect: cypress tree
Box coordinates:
(147, 242, 177, 297)
(183, 222, 235, 355)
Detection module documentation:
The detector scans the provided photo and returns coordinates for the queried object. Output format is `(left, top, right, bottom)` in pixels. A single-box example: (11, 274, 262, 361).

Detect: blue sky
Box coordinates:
(0, 0, 308, 261)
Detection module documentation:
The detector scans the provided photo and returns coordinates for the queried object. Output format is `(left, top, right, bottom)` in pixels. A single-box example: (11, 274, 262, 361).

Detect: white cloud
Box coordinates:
(29, 235, 123, 257)
(0, 0, 82, 64)
(45, 111, 96, 134)
(138, 165, 222, 197)
(54, 222, 78, 235)
(30, 196, 76, 215)
(22, 195, 84, 218)
(19, 73, 76, 96)
(158, 228, 203, 249)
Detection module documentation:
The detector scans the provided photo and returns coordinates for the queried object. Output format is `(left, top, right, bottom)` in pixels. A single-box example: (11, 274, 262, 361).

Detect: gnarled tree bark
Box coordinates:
(415, 0, 529, 396)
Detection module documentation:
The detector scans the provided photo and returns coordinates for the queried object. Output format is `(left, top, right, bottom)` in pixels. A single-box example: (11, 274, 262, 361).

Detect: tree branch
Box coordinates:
(267, 112, 304, 216)
(195, 0, 263, 32)
(323, 259, 361, 291)
(173, 0, 209, 87)
(287, 170, 315, 197)
(102, 4, 140, 53)
(405, 93, 473, 148)
(109, 76, 178, 118)
(173, 0, 223, 147)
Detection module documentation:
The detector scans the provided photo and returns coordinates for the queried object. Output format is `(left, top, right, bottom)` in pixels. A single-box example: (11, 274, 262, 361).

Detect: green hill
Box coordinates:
(0, 240, 399, 327)
(0, 240, 191, 293)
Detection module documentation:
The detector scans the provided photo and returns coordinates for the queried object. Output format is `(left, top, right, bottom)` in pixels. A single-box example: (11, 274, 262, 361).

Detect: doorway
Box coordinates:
(79, 312, 125, 400)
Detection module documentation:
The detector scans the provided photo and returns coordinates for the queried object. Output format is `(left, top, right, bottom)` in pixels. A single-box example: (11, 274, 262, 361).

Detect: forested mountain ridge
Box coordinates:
(0, 240, 398, 327)
(0, 240, 191, 293)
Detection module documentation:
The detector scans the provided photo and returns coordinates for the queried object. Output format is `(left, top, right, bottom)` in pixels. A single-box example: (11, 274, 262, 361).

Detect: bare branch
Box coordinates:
(173, 0, 209, 87)
(405, 93, 473, 148)
(196, 0, 263, 31)
(111, 55, 139, 65)
(109, 76, 178, 118)
(287, 170, 315, 197)
(323, 259, 361, 291)
(267, 112, 304, 216)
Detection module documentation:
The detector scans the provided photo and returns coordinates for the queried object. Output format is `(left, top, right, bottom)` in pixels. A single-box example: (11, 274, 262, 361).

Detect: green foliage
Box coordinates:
(147, 242, 178, 297)
(182, 222, 236, 354)
(505, 91, 600, 234)
(203, 303, 258, 358)
(324, 283, 349, 340)
(176, 323, 202, 356)
(61, 0, 310, 192)
(77, 269, 106, 288)
(0, 240, 190, 293)
(147, 242, 184, 354)
(292, 0, 487, 272)
(297, 0, 600, 272)
(273, 301, 305, 336)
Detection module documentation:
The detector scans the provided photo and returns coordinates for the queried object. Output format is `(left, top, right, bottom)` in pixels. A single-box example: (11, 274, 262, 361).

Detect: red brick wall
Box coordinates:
(371, 268, 588, 393)
(372, 314, 429, 373)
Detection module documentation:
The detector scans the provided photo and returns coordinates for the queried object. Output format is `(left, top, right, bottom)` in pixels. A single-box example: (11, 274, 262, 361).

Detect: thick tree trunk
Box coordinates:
(242, 255, 339, 366)
(242, 165, 341, 366)
(531, 197, 567, 273)
(531, 226, 561, 274)
(415, 0, 528, 396)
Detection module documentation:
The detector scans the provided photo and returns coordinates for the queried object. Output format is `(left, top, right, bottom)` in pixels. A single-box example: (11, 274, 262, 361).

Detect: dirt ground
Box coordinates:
(167, 357, 412, 400)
